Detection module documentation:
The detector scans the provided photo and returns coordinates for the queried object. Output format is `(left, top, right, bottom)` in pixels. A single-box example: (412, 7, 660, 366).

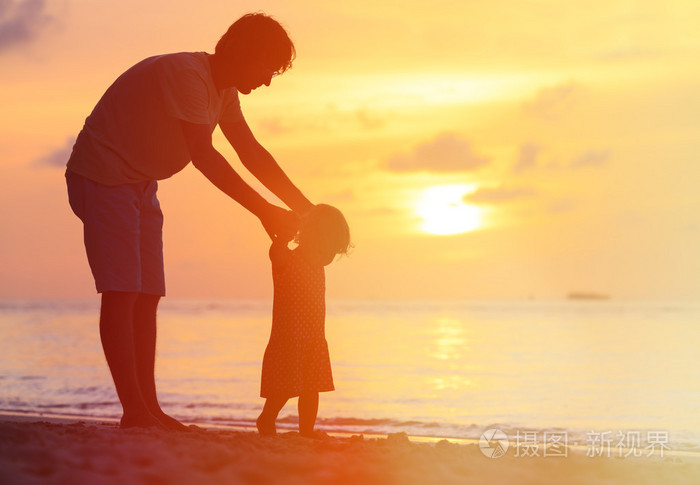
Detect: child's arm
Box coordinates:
(269, 236, 292, 269)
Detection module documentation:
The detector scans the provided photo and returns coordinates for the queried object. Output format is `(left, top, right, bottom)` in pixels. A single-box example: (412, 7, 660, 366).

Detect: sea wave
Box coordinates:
(3, 405, 698, 456)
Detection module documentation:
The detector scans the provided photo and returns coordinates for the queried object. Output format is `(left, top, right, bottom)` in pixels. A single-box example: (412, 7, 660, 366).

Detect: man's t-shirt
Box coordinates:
(67, 52, 243, 186)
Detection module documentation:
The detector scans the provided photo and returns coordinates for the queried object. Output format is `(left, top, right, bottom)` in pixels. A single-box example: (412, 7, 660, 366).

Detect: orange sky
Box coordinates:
(1, 0, 699, 300)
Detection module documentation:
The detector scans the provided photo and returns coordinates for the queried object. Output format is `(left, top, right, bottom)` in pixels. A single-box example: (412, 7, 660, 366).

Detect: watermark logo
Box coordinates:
(478, 428, 671, 459)
(479, 429, 509, 458)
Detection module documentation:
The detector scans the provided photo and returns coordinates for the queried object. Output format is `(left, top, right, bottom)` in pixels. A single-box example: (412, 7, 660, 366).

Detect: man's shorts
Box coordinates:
(66, 170, 166, 296)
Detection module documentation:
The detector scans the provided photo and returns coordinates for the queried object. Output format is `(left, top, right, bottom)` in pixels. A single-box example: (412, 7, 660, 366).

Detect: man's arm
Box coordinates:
(180, 119, 297, 238)
(220, 119, 314, 215)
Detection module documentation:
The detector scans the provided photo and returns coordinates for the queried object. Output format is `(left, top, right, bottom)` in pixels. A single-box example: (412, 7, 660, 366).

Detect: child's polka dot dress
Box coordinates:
(261, 248, 334, 398)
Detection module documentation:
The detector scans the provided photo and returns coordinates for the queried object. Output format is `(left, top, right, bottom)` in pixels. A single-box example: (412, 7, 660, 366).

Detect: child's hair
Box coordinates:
(295, 204, 352, 256)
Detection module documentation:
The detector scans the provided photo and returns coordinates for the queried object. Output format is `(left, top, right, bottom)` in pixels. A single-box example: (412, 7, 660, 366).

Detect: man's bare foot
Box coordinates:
(120, 412, 166, 430)
(256, 415, 276, 436)
(155, 412, 190, 432)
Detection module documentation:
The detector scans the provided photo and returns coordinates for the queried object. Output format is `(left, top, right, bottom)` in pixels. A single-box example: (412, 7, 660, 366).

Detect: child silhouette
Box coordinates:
(257, 204, 351, 437)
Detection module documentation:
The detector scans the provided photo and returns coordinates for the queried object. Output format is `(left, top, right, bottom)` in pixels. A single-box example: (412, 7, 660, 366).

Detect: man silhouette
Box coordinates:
(65, 13, 312, 429)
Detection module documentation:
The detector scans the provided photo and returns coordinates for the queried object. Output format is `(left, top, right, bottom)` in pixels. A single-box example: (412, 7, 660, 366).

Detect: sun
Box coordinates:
(415, 184, 482, 235)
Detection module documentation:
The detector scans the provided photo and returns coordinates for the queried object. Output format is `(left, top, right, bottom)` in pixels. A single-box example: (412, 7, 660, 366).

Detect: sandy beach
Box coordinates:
(0, 414, 698, 485)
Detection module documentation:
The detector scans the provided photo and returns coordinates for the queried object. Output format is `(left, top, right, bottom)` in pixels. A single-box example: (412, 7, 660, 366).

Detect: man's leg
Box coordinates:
(100, 291, 162, 428)
(132, 293, 187, 430)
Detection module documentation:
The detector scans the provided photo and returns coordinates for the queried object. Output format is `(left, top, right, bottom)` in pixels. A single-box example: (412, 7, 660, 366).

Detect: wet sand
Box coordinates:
(0, 413, 698, 485)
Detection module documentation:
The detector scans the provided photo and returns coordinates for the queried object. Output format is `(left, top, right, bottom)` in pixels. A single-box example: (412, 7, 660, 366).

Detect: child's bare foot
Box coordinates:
(299, 429, 329, 440)
(256, 415, 276, 436)
(120, 412, 166, 430)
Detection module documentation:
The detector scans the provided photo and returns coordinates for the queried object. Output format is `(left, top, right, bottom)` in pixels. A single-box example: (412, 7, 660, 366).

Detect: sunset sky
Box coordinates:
(1, 0, 699, 301)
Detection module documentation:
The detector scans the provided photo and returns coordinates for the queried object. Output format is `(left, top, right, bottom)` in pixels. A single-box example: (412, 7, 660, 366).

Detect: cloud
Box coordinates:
(34, 137, 74, 168)
(322, 190, 355, 203)
(523, 82, 582, 121)
(464, 186, 538, 205)
(385, 133, 490, 173)
(257, 116, 334, 136)
(355, 108, 384, 130)
(570, 149, 611, 168)
(509, 143, 611, 173)
(513, 143, 542, 173)
(258, 118, 294, 135)
(546, 198, 575, 214)
(258, 107, 385, 137)
(596, 46, 653, 62)
(0, 0, 53, 52)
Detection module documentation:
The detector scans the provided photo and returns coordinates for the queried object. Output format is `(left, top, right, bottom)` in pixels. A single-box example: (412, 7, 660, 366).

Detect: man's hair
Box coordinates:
(215, 13, 295, 74)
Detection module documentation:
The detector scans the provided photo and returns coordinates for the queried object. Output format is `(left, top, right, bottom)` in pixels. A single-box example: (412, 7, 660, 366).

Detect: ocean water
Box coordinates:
(1, 298, 699, 453)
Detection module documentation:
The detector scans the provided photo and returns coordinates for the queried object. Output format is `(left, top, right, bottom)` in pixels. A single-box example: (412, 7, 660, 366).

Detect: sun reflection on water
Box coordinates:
(430, 317, 469, 361)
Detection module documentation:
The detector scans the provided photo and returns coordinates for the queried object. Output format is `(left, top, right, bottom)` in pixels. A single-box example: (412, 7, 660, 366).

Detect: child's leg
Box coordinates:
(257, 396, 288, 436)
(298, 391, 319, 437)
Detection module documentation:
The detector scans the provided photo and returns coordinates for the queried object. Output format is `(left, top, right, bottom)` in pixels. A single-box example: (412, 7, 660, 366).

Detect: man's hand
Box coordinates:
(260, 205, 299, 242)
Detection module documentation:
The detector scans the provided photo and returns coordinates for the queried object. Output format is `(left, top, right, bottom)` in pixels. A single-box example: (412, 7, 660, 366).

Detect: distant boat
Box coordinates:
(567, 292, 610, 301)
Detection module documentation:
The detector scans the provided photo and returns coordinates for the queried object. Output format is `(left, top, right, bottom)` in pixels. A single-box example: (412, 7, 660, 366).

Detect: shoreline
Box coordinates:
(3, 409, 699, 457)
(0, 409, 474, 445)
(1, 412, 699, 484)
